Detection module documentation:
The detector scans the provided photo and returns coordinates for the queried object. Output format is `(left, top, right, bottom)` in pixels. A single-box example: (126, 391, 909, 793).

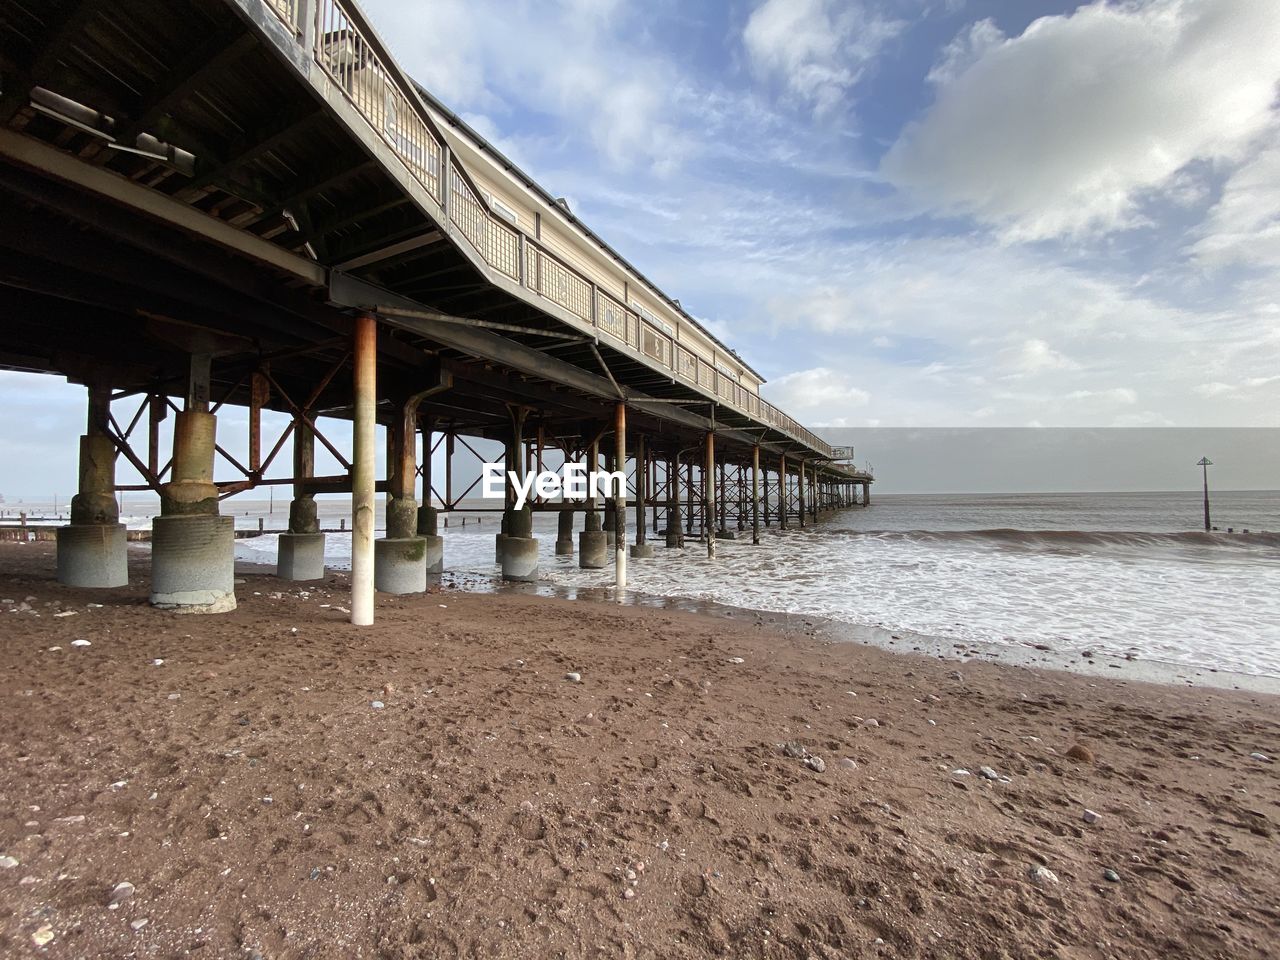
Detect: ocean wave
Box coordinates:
(838, 528, 1280, 551)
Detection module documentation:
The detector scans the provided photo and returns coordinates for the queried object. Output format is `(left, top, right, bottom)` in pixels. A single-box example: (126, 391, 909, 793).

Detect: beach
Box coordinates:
(1, 541, 1277, 959)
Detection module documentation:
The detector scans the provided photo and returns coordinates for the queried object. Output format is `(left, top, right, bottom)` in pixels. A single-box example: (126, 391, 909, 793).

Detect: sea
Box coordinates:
(6, 490, 1278, 679)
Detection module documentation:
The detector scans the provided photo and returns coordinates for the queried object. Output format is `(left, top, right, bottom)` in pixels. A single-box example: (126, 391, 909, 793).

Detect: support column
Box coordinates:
(666, 453, 682, 548)
(57, 383, 128, 588)
(685, 460, 695, 537)
(798, 460, 806, 529)
(751, 446, 761, 545)
(375, 394, 428, 594)
(705, 432, 716, 559)
(779, 454, 788, 530)
(863, 480, 871, 506)
(350, 314, 377, 625)
(416, 412, 444, 573)
(151, 354, 236, 613)
(579, 437, 606, 568)
(614, 402, 628, 587)
(499, 407, 538, 582)
(277, 417, 325, 581)
(630, 432, 652, 559)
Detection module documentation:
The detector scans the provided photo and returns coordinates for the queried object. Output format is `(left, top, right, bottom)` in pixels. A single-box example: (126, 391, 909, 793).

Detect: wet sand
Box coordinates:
(1, 541, 1278, 959)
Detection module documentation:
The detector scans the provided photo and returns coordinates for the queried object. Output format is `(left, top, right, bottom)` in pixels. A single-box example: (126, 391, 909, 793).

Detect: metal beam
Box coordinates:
(0, 129, 325, 284)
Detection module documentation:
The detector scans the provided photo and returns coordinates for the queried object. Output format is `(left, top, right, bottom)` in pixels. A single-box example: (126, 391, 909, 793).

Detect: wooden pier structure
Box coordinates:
(0, 0, 872, 622)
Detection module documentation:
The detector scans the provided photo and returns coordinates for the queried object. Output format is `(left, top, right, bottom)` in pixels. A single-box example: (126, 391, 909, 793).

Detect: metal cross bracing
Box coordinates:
(0, 0, 873, 622)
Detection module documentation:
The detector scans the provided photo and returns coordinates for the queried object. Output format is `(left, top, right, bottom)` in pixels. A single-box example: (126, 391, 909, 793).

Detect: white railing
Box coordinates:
(281, 0, 837, 460)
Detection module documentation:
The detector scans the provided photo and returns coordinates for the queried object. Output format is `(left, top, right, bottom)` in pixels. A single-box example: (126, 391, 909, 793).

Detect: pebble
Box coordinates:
(152, 659, 164, 666)
(1066, 744, 1095, 763)
(1027, 865, 1060, 886)
(167, 693, 181, 701)
(371, 701, 385, 709)
(978, 766, 1000, 780)
(1250, 752, 1271, 762)
(805, 756, 826, 773)
(107, 881, 135, 908)
(0, 855, 18, 869)
(951, 769, 971, 777)
(130, 918, 150, 931)
(782, 742, 807, 759)
(31, 925, 55, 947)
(863, 718, 879, 727)
(622, 887, 635, 900)
(1083, 808, 1100, 824)
(565, 672, 582, 683)
(727, 657, 745, 664)
(1103, 868, 1121, 883)
(71, 639, 91, 647)
(838, 758, 858, 770)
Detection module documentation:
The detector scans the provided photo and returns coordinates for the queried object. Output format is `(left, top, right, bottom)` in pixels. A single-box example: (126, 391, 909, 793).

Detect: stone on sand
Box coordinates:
(1027, 865, 1059, 886)
(1066, 744, 1095, 763)
(805, 756, 826, 773)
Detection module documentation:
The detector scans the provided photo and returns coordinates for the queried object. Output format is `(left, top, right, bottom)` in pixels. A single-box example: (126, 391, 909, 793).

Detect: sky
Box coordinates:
(3, 0, 1279, 496)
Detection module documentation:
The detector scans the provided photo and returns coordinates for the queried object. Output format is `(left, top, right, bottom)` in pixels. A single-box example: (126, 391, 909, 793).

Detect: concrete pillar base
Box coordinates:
(500, 536, 539, 582)
(421, 534, 444, 574)
(495, 532, 506, 565)
(554, 538, 574, 556)
(278, 532, 325, 582)
(629, 543, 655, 559)
(56, 523, 128, 588)
(150, 514, 236, 613)
(374, 537, 428, 594)
(716, 530, 738, 541)
(579, 530, 608, 569)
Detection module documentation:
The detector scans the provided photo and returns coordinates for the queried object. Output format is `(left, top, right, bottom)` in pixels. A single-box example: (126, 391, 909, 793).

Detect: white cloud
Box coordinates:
(1006, 338, 1079, 375)
(1191, 138, 1280, 267)
(764, 367, 871, 419)
(884, 0, 1280, 241)
(1066, 387, 1138, 405)
(742, 0, 904, 114)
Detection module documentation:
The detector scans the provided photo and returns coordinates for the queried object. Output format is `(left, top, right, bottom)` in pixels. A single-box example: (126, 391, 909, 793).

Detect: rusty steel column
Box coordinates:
(630, 432, 652, 559)
(614, 402, 627, 587)
(351, 313, 377, 626)
(704, 431, 716, 559)
(797, 459, 806, 529)
(375, 394, 427, 594)
(752, 445, 761, 545)
(779, 454, 788, 530)
(666, 453, 681, 548)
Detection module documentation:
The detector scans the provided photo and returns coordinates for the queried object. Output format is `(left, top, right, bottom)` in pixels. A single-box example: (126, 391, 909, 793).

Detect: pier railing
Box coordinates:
(273, 0, 834, 460)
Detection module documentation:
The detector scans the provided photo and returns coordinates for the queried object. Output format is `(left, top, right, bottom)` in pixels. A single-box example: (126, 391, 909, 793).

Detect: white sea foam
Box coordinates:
(233, 491, 1280, 678)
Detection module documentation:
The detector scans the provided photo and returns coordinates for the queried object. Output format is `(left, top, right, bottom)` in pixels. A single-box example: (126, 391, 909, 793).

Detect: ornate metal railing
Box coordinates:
(285, 0, 836, 460)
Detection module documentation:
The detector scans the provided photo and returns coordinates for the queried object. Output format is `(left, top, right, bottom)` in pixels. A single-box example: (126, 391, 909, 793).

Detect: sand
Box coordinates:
(0, 541, 1277, 959)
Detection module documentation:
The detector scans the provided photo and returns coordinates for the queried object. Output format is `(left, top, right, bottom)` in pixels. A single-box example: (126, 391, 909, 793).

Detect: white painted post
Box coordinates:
(351, 313, 377, 625)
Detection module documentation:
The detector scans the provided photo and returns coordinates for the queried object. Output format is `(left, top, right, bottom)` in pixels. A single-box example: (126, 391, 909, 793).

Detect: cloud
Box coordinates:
(1005, 338, 1079, 375)
(763, 367, 871, 421)
(883, 0, 1280, 241)
(1191, 138, 1280, 267)
(742, 0, 904, 114)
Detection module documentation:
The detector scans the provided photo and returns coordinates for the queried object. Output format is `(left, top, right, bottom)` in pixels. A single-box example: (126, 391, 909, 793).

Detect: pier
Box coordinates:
(0, 0, 871, 622)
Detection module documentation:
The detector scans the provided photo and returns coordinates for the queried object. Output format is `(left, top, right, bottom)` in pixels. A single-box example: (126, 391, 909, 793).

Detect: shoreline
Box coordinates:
(234, 550, 1280, 697)
(2, 541, 1278, 958)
